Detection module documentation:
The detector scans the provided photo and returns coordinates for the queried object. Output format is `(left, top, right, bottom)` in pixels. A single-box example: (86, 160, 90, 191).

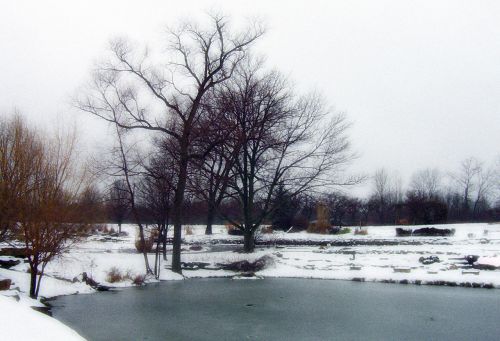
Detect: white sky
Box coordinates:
(1, 0, 499, 196)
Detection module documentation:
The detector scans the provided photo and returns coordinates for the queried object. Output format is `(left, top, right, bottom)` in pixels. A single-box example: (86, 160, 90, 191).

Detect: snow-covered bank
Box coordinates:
(1, 222, 499, 340)
(1, 223, 499, 306)
(0, 295, 85, 340)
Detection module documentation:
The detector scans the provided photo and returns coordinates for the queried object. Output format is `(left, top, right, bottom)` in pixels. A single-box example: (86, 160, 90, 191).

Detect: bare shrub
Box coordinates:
(132, 274, 146, 286)
(338, 227, 351, 234)
(135, 234, 154, 253)
(260, 226, 273, 234)
(184, 225, 193, 235)
(354, 228, 368, 235)
(106, 267, 124, 283)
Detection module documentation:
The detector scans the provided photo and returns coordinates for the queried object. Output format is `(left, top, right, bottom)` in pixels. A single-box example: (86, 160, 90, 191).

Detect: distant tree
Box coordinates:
(405, 190, 448, 224)
(450, 158, 480, 220)
(78, 184, 106, 224)
(108, 179, 129, 233)
(270, 183, 300, 231)
(369, 168, 402, 224)
(409, 168, 442, 199)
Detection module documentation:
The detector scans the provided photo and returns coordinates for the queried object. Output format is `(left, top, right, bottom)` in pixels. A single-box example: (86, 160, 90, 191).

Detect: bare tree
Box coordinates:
(77, 14, 264, 273)
(471, 162, 496, 219)
(8, 116, 87, 298)
(371, 168, 390, 224)
(216, 64, 357, 252)
(137, 141, 176, 276)
(409, 168, 442, 199)
(0, 115, 39, 242)
(450, 158, 480, 219)
(108, 179, 129, 233)
(188, 99, 239, 234)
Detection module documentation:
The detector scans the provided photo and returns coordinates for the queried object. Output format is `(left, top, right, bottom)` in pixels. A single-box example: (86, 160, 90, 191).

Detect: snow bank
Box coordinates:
(0, 295, 86, 341)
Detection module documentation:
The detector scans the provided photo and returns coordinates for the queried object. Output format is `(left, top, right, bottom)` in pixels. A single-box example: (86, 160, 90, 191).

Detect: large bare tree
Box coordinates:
(216, 64, 357, 252)
(77, 14, 264, 272)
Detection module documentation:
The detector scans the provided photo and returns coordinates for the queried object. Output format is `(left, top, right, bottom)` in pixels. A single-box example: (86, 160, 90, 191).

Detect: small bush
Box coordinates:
(307, 221, 331, 234)
(106, 267, 124, 283)
(109, 227, 116, 234)
(135, 237, 154, 253)
(102, 225, 109, 234)
(132, 274, 146, 286)
(184, 225, 193, 235)
(260, 226, 273, 234)
(354, 228, 368, 235)
(338, 227, 351, 234)
(292, 215, 309, 231)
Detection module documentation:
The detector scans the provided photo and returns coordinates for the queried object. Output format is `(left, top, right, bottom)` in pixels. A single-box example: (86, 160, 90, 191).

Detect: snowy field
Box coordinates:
(1, 222, 499, 339)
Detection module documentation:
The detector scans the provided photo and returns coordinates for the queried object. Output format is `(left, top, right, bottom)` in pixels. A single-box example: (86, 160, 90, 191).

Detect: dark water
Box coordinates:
(51, 279, 500, 341)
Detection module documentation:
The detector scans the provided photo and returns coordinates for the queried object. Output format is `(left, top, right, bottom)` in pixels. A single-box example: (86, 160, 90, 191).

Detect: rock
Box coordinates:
(412, 227, 455, 237)
(328, 227, 341, 234)
(227, 229, 244, 236)
(0, 248, 27, 258)
(181, 262, 210, 270)
(189, 245, 203, 251)
(395, 228, 412, 236)
(239, 272, 256, 277)
(465, 255, 479, 265)
(0, 279, 12, 290)
(419, 256, 440, 265)
(219, 256, 273, 272)
(396, 227, 455, 237)
(473, 257, 500, 270)
(352, 277, 365, 282)
(0, 259, 21, 269)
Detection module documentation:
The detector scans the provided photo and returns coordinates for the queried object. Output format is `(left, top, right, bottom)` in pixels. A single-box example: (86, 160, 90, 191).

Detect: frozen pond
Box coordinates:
(51, 278, 500, 341)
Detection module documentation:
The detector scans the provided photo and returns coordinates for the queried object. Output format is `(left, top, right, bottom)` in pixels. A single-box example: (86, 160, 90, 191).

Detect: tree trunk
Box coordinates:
(29, 268, 37, 299)
(205, 205, 215, 235)
(137, 224, 152, 274)
(171, 148, 189, 274)
(118, 222, 122, 234)
(162, 230, 168, 261)
(243, 229, 255, 253)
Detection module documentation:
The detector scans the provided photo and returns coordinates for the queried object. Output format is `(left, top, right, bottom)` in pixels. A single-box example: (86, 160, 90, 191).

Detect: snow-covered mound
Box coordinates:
(0, 295, 86, 340)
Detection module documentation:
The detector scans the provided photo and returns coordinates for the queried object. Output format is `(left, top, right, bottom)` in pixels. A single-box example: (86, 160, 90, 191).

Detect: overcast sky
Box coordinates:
(1, 0, 499, 196)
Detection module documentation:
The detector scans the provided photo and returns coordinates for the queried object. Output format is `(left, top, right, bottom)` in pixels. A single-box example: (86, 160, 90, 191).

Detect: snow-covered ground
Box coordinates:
(0, 294, 85, 340)
(0, 222, 499, 339)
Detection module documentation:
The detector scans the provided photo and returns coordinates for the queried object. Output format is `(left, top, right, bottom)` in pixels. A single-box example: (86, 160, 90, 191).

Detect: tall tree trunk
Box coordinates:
(118, 222, 122, 234)
(243, 229, 255, 253)
(137, 224, 152, 274)
(205, 204, 216, 235)
(171, 147, 189, 274)
(29, 267, 37, 299)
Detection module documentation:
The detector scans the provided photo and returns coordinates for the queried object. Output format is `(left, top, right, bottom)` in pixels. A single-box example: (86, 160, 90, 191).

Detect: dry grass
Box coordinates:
(184, 225, 194, 235)
(354, 228, 368, 235)
(135, 237, 154, 253)
(260, 226, 273, 234)
(132, 274, 146, 286)
(307, 221, 330, 234)
(106, 267, 124, 283)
